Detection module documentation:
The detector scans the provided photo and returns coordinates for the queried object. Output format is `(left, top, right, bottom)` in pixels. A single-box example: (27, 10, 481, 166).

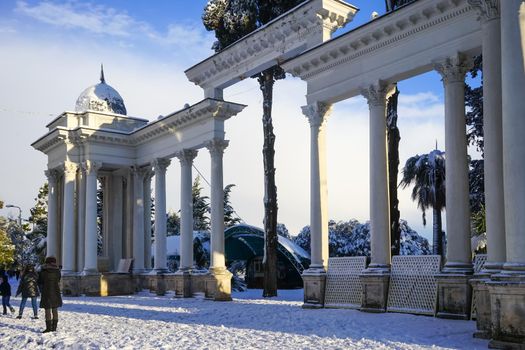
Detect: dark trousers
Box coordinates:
(2, 295, 12, 314)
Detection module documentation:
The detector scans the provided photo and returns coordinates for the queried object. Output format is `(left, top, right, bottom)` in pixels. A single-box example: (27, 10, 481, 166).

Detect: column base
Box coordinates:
(436, 272, 473, 320)
(302, 268, 327, 309)
(205, 267, 232, 301)
(487, 273, 525, 349)
(359, 268, 390, 313)
(471, 276, 492, 338)
(174, 270, 193, 298)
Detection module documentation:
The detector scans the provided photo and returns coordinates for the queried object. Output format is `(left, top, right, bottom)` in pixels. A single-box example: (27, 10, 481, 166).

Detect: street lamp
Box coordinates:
(5, 204, 22, 227)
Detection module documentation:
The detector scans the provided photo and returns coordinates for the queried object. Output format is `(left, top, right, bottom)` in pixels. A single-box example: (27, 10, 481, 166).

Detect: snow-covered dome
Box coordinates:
(75, 66, 127, 115)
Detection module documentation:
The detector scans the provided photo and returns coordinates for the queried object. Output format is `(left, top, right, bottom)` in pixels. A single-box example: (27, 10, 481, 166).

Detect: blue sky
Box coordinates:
(0, 0, 481, 242)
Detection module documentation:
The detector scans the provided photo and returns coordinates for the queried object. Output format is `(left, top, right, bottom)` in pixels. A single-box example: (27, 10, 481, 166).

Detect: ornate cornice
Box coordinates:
(282, 0, 475, 80)
(301, 102, 332, 127)
(205, 138, 229, 157)
(360, 82, 389, 107)
(175, 149, 198, 166)
(434, 53, 472, 84)
(468, 0, 499, 22)
(185, 0, 358, 90)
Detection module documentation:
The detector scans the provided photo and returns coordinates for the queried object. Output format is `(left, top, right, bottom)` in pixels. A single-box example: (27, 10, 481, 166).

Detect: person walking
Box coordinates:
(1, 274, 15, 315)
(38, 256, 62, 333)
(16, 265, 40, 319)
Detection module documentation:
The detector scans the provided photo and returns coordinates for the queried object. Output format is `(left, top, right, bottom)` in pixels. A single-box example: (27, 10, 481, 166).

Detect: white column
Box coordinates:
(110, 175, 124, 270)
(301, 102, 332, 271)
(61, 161, 77, 274)
(469, 0, 506, 272)
(361, 82, 391, 271)
(83, 160, 101, 274)
(501, 0, 525, 273)
(143, 170, 153, 270)
(176, 150, 198, 271)
(76, 167, 86, 272)
(132, 166, 146, 273)
(206, 139, 229, 271)
(435, 54, 473, 273)
(45, 169, 60, 259)
(153, 158, 171, 272)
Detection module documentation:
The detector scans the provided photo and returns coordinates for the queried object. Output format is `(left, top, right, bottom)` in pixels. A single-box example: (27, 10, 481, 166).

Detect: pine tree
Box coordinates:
(29, 183, 48, 236)
(203, 0, 302, 298)
(192, 176, 210, 231)
(0, 227, 15, 268)
(166, 210, 181, 236)
(223, 184, 241, 228)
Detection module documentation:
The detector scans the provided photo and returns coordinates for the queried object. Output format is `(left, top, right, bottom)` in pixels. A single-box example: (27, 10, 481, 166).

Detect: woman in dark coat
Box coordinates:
(38, 256, 62, 333)
(16, 265, 40, 319)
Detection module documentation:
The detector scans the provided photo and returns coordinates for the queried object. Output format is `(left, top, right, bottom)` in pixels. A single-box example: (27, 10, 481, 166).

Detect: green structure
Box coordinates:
(225, 225, 310, 289)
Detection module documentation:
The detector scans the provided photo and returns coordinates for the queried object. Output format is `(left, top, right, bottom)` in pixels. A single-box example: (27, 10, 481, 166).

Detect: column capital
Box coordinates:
(151, 158, 171, 173)
(175, 149, 198, 166)
(468, 0, 500, 23)
(301, 102, 333, 127)
(360, 82, 389, 107)
(434, 53, 473, 84)
(44, 169, 60, 183)
(82, 160, 102, 175)
(130, 165, 149, 179)
(62, 161, 78, 176)
(205, 139, 229, 157)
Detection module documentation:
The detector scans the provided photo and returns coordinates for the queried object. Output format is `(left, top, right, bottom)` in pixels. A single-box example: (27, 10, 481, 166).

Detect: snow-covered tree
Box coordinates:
(192, 176, 210, 231)
(293, 219, 430, 257)
(276, 223, 291, 239)
(400, 149, 446, 257)
(0, 227, 15, 268)
(203, 0, 303, 298)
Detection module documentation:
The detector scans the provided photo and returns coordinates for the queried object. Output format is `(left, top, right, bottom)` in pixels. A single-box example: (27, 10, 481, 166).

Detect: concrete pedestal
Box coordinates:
(487, 275, 525, 349)
(174, 271, 192, 298)
(302, 270, 326, 308)
(81, 273, 102, 296)
(100, 274, 135, 296)
(61, 275, 81, 296)
(471, 276, 492, 339)
(359, 272, 390, 312)
(436, 273, 472, 320)
(205, 268, 232, 301)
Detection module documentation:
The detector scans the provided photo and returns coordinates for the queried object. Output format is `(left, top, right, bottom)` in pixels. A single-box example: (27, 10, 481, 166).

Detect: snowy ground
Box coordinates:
(1, 278, 488, 350)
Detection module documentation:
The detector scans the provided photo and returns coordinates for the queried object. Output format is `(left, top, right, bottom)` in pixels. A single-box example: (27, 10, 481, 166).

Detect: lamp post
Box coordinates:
(6, 204, 22, 227)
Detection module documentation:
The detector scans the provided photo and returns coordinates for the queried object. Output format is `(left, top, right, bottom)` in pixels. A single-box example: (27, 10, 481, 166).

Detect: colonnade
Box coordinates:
(44, 138, 230, 288)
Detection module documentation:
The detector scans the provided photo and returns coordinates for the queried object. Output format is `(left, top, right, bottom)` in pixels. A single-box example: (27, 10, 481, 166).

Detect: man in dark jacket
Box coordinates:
(38, 256, 62, 332)
(16, 265, 40, 319)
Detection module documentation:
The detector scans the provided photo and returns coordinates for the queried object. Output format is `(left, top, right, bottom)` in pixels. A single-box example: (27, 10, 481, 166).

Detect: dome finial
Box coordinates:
(100, 63, 106, 84)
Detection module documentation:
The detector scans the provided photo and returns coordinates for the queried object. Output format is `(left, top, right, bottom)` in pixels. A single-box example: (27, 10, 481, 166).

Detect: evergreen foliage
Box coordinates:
(192, 176, 211, 231)
(387, 85, 401, 256)
(223, 184, 241, 228)
(0, 227, 15, 268)
(465, 55, 484, 154)
(166, 210, 181, 236)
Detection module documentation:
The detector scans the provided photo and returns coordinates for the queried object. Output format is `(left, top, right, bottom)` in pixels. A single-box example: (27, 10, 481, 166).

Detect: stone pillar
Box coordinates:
(175, 150, 197, 298)
(83, 160, 101, 274)
(434, 53, 473, 319)
(143, 170, 153, 270)
(152, 158, 171, 273)
(110, 175, 124, 271)
(468, 0, 504, 339)
(61, 161, 77, 274)
(45, 169, 60, 259)
(359, 82, 391, 312)
(205, 139, 232, 301)
(76, 167, 86, 272)
(300, 102, 332, 308)
(487, 1, 525, 348)
(132, 166, 146, 273)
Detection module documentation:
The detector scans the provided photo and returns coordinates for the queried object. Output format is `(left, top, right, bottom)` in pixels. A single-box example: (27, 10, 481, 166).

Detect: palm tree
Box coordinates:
(400, 149, 446, 256)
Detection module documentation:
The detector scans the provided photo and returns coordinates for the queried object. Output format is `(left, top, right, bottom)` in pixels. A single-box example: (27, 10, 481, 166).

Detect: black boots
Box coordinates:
(43, 320, 53, 333)
(51, 319, 58, 331)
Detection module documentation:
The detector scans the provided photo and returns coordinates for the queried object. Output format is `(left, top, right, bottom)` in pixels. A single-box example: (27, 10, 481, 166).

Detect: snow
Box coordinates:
(0, 277, 488, 350)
